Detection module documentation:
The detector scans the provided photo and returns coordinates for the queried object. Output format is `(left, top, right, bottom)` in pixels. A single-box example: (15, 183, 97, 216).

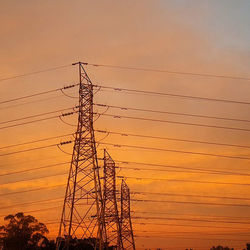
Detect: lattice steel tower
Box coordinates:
(120, 180, 135, 250)
(102, 149, 123, 249)
(56, 62, 103, 249)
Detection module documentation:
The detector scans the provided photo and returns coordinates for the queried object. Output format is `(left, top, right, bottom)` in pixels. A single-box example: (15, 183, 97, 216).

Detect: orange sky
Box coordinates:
(1, 1, 250, 249)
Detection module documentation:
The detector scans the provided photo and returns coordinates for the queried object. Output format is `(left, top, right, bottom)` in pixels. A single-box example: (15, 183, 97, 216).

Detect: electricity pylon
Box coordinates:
(102, 149, 123, 249)
(120, 180, 136, 250)
(56, 62, 104, 250)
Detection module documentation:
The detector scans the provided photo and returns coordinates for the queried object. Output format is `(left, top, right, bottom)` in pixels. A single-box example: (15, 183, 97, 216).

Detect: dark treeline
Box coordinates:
(209, 245, 250, 250)
(0, 213, 249, 250)
(0, 213, 115, 250)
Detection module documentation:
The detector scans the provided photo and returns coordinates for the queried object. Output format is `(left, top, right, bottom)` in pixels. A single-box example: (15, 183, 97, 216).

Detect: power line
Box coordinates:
(2, 169, 248, 187)
(134, 221, 250, 230)
(0, 153, 69, 169)
(0, 64, 73, 83)
(1, 170, 250, 203)
(82, 62, 250, 81)
(0, 184, 65, 197)
(116, 160, 250, 176)
(0, 115, 59, 130)
(135, 229, 250, 235)
(1, 161, 209, 177)
(0, 197, 64, 210)
(133, 215, 250, 225)
(0, 182, 248, 207)
(0, 112, 77, 130)
(0, 158, 248, 190)
(1, 195, 250, 218)
(2, 127, 249, 151)
(4, 139, 247, 169)
(0, 143, 58, 156)
(133, 211, 250, 221)
(98, 113, 250, 132)
(95, 129, 250, 149)
(0, 107, 76, 125)
(136, 234, 248, 242)
(1, 130, 249, 177)
(5, 149, 243, 177)
(0, 92, 76, 111)
(119, 165, 248, 176)
(0, 206, 61, 218)
(2, 60, 243, 108)
(131, 199, 250, 208)
(0, 165, 249, 199)
(120, 176, 250, 186)
(132, 191, 250, 201)
(2, 138, 250, 175)
(1, 162, 250, 198)
(0, 141, 72, 156)
(0, 197, 99, 215)
(0, 161, 70, 177)
(0, 133, 73, 150)
(7, 102, 250, 131)
(2, 109, 250, 133)
(95, 103, 250, 123)
(93, 84, 250, 105)
(0, 89, 61, 105)
(1, 195, 250, 223)
(0, 83, 78, 105)
(119, 164, 250, 176)
(101, 142, 250, 160)
(1, 65, 250, 109)
(0, 172, 67, 186)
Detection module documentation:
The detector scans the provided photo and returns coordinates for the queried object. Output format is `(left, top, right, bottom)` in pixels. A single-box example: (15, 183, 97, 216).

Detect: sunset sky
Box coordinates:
(1, 1, 250, 249)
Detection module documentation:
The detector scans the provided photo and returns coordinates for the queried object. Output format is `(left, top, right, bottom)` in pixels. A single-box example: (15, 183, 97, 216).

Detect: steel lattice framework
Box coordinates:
(120, 180, 135, 250)
(102, 149, 123, 249)
(57, 62, 103, 249)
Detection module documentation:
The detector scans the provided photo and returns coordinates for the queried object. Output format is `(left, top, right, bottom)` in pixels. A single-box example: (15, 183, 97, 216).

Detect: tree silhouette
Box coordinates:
(57, 237, 116, 250)
(210, 246, 234, 250)
(0, 212, 49, 250)
(242, 243, 250, 250)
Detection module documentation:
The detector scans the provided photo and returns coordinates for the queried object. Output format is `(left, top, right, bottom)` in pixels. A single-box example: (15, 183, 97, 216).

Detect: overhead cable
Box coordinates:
(118, 176, 250, 186)
(100, 142, 250, 160)
(98, 113, 250, 132)
(0, 64, 73, 83)
(131, 199, 250, 208)
(93, 84, 250, 105)
(82, 61, 250, 81)
(95, 103, 250, 123)
(132, 191, 250, 201)
(95, 129, 250, 149)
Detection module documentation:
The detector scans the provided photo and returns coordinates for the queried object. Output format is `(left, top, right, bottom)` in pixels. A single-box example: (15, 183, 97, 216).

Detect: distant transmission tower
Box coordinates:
(102, 149, 123, 249)
(120, 180, 136, 250)
(56, 62, 103, 249)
